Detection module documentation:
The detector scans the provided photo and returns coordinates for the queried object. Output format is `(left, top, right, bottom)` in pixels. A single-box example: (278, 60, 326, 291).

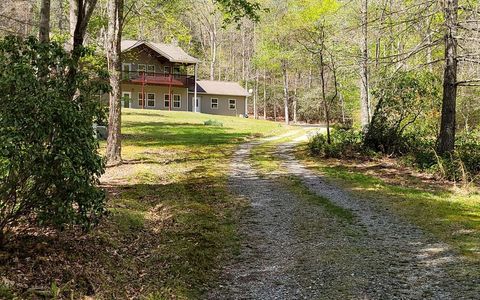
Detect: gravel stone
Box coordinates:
(207, 136, 480, 300)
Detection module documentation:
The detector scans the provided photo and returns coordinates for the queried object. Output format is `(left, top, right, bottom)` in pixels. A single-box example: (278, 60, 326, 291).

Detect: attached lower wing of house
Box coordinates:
(120, 40, 250, 117)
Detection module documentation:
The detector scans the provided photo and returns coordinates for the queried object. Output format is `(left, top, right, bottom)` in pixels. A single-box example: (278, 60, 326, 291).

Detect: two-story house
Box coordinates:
(120, 40, 249, 116)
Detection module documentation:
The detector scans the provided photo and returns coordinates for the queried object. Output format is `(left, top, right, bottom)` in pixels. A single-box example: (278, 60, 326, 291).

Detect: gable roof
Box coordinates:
(121, 40, 200, 64)
(192, 80, 250, 97)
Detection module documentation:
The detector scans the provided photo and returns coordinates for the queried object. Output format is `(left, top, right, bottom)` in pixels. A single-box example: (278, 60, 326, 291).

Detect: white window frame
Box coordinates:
(229, 99, 237, 110)
(211, 98, 218, 109)
(164, 94, 170, 108)
(137, 64, 146, 77)
(147, 65, 155, 76)
(138, 92, 144, 107)
(173, 94, 181, 108)
(146, 93, 155, 107)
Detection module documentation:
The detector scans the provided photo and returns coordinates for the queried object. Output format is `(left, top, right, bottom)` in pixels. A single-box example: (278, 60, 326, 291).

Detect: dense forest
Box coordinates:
(3, 0, 479, 170)
(3, 0, 479, 129)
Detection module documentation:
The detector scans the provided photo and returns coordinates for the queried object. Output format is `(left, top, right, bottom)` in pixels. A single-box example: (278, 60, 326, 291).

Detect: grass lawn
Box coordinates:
(0, 109, 289, 299)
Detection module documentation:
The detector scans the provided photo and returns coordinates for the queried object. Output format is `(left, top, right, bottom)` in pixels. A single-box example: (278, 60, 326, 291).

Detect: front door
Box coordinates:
(122, 92, 131, 108)
(195, 96, 201, 112)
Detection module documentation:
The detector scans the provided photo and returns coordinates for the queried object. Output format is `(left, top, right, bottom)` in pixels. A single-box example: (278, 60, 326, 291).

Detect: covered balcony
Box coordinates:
(122, 71, 195, 88)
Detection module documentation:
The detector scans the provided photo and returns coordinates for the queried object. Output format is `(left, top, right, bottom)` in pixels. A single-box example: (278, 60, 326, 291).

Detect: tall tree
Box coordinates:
(69, 0, 98, 51)
(105, 0, 124, 166)
(359, 0, 370, 132)
(39, 0, 51, 43)
(281, 60, 289, 124)
(437, 0, 458, 154)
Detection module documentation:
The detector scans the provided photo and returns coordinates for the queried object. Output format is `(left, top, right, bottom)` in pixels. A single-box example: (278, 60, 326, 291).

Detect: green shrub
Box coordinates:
(456, 131, 480, 176)
(309, 129, 364, 158)
(404, 131, 480, 182)
(204, 119, 223, 127)
(0, 36, 106, 246)
(365, 70, 441, 155)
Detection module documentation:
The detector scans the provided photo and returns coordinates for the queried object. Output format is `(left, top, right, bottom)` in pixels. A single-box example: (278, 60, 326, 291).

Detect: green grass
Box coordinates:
(279, 175, 356, 223)
(296, 146, 480, 261)
(249, 129, 308, 174)
(95, 109, 287, 298)
(249, 128, 355, 222)
(0, 109, 288, 299)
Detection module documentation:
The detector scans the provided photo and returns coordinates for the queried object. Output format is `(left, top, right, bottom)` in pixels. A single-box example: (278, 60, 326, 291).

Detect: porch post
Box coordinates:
(194, 63, 198, 113)
(169, 72, 172, 111)
(141, 72, 145, 109)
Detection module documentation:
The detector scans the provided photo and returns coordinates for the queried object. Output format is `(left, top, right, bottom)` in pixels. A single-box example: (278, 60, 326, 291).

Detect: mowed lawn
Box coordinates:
(0, 109, 288, 300)
(100, 110, 287, 298)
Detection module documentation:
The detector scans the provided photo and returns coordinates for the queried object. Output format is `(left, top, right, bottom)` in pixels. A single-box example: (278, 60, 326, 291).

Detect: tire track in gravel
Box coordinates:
(208, 134, 479, 299)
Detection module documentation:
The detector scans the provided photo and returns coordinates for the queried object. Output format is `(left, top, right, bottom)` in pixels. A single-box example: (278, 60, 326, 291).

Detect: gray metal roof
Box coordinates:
(121, 40, 200, 64)
(192, 80, 250, 97)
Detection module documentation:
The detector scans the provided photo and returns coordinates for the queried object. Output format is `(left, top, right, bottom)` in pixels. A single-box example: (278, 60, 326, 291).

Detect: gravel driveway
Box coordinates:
(208, 135, 479, 299)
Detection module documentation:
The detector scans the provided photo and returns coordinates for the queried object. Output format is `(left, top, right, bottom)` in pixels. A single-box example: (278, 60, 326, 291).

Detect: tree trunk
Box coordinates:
(360, 0, 370, 132)
(242, 31, 246, 82)
(272, 76, 277, 122)
(106, 0, 124, 166)
(263, 68, 267, 120)
(319, 51, 331, 144)
(210, 21, 217, 80)
(282, 62, 289, 125)
(254, 70, 258, 119)
(293, 72, 299, 124)
(67, 0, 97, 96)
(39, 0, 51, 43)
(438, 0, 458, 155)
(69, 0, 98, 51)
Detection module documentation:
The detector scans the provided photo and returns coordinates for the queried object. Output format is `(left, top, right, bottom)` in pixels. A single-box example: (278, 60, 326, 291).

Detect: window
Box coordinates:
(173, 67, 181, 74)
(147, 93, 155, 107)
(164, 94, 170, 108)
(122, 63, 131, 79)
(173, 94, 181, 108)
(164, 66, 171, 74)
(147, 65, 155, 76)
(138, 92, 144, 107)
(229, 99, 236, 110)
(211, 98, 218, 109)
(137, 64, 146, 77)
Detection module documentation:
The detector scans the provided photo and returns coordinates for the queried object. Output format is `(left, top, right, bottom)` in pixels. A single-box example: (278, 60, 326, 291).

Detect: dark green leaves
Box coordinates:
(0, 36, 107, 245)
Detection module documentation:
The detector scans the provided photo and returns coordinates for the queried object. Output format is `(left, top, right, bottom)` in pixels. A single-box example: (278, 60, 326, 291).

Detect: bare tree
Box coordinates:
(263, 68, 267, 119)
(69, 0, 97, 51)
(105, 0, 124, 166)
(437, 0, 458, 154)
(39, 0, 51, 43)
(359, 0, 370, 132)
(281, 60, 289, 124)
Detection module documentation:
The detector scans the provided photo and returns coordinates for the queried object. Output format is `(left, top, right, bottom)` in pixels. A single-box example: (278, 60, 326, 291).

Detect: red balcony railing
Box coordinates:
(122, 71, 195, 87)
